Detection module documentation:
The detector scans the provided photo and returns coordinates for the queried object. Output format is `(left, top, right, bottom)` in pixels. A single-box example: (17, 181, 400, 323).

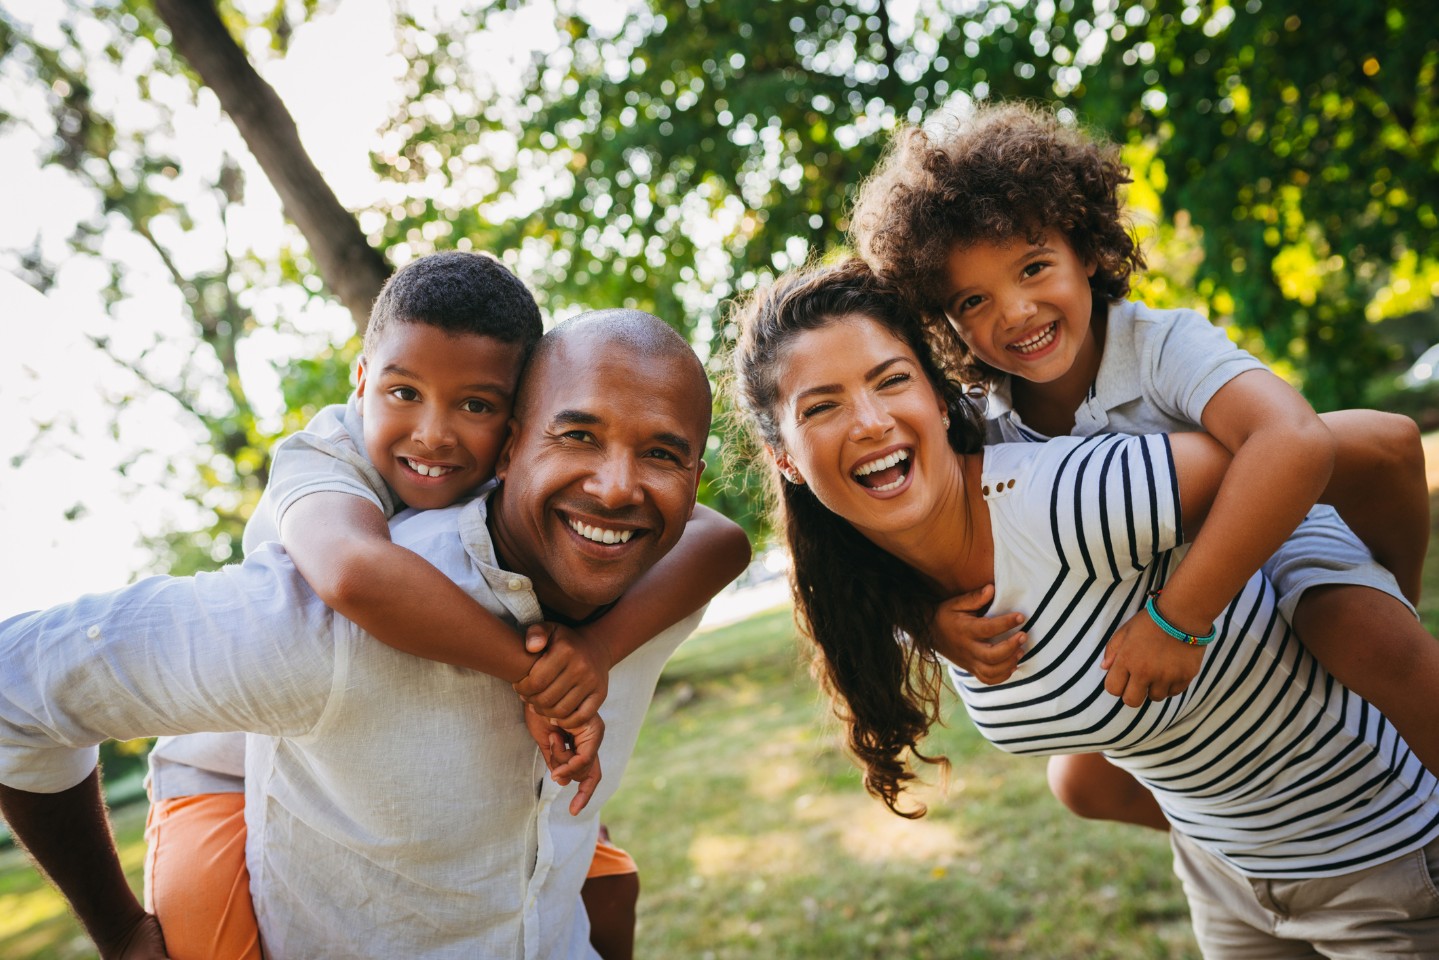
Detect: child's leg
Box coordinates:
(1290, 584, 1439, 775)
(582, 826, 640, 960)
(1046, 753, 1170, 831)
(143, 792, 262, 960)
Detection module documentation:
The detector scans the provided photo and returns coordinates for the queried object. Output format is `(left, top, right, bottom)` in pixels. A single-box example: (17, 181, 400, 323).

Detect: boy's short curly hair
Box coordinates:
(850, 101, 1144, 384)
(364, 251, 543, 359)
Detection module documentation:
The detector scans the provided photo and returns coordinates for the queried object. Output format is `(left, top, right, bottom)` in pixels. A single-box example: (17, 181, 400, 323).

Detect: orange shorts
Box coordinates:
(143, 792, 262, 960)
(145, 792, 636, 954)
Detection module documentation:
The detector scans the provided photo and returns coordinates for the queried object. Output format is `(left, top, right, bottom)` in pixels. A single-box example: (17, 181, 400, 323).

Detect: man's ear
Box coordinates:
(494, 419, 520, 483)
(687, 458, 706, 519)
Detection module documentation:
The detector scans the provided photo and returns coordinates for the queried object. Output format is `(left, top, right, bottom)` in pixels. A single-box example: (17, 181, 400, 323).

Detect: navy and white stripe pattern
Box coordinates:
(949, 433, 1439, 879)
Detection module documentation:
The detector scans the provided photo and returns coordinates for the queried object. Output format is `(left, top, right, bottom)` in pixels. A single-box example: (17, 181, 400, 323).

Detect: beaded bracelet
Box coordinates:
(1144, 589, 1217, 646)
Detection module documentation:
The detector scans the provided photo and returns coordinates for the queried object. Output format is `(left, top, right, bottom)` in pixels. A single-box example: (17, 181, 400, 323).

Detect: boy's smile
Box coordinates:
(356, 323, 525, 510)
(940, 231, 1102, 405)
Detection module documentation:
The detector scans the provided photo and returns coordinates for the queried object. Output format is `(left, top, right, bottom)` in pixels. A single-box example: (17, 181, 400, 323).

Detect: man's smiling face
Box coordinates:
(489, 318, 711, 620)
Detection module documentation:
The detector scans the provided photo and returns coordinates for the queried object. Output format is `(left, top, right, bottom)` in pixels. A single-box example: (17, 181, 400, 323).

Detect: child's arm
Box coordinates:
(1315, 409, 1428, 604)
(513, 505, 751, 714)
(1103, 369, 1335, 706)
(929, 585, 1027, 684)
(282, 492, 539, 685)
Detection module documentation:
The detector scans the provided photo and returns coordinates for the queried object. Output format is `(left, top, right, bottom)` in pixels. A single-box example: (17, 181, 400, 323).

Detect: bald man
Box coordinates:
(0, 311, 733, 960)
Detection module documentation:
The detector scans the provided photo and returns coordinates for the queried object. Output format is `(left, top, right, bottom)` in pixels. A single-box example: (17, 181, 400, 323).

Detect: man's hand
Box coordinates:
(1102, 613, 1205, 708)
(931, 585, 1026, 685)
(524, 705, 603, 816)
(514, 622, 612, 726)
(99, 913, 169, 960)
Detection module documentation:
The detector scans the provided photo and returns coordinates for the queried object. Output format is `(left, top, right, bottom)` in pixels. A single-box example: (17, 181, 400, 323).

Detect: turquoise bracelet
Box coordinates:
(1144, 589, 1217, 646)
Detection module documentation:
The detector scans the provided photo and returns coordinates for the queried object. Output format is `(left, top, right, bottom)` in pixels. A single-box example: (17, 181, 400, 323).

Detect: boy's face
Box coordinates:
(356, 323, 526, 510)
(490, 330, 708, 621)
(939, 231, 1100, 388)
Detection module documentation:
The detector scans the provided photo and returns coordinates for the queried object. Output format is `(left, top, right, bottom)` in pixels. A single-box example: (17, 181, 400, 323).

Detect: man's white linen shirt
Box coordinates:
(0, 493, 701, 960)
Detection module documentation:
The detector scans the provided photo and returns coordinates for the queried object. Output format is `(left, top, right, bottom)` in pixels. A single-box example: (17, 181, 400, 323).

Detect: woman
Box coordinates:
(730, 258, 1439, 955)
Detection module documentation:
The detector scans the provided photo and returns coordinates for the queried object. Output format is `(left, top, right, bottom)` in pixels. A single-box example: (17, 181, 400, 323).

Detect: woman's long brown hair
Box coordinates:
(729, 258, 985, 816)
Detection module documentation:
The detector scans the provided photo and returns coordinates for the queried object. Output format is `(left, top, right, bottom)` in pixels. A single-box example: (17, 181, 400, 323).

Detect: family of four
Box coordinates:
(3, 102, 1437, 958)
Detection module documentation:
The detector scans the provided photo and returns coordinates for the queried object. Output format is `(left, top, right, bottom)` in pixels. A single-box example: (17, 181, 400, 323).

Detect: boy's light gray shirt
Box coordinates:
(983, 297, 1412, 621)
(0, 495, 703, 959)
(984, 298, 1266, 443)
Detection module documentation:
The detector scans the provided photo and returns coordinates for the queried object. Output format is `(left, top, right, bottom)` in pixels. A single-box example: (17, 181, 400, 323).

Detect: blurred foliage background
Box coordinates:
(2, 0, 1436, 563)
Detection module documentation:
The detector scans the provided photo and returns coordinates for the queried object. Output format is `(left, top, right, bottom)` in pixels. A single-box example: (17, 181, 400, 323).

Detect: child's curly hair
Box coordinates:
(851, 101, 1145, 386)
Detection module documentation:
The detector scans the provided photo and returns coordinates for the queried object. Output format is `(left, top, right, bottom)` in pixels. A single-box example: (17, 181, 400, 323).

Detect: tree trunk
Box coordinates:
(153, 0, 390, 335)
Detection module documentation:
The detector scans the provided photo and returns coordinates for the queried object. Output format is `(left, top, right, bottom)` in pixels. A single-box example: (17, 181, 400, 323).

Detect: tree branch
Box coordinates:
(152, 0, 390, 334)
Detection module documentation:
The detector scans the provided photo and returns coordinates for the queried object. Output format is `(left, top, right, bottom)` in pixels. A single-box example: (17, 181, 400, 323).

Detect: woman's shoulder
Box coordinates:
(982, 434, 1171, 500)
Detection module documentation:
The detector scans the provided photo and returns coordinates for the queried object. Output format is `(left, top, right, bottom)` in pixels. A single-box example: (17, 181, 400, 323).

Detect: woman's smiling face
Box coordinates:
(772, 315, 954, 536)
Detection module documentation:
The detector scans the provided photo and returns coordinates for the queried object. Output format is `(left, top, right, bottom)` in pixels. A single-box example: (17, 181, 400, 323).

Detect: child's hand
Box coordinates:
(932, 585, 1027, 685)
(1102, 613, 1205, 707)
(514, 622, 612, 726)
(523, 704, 603, 816)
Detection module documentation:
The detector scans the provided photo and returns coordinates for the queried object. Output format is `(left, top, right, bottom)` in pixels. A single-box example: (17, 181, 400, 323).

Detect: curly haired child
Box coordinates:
(851, 100, 1437, 830)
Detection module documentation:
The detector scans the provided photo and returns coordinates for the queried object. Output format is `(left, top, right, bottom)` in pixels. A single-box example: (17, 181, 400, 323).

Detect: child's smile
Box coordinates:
(356, 323, 525, 510)
(940, 232, 1102, 402)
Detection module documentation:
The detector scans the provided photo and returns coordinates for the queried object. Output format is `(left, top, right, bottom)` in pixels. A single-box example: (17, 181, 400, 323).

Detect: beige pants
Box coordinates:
(1170, 830, 1439, 958)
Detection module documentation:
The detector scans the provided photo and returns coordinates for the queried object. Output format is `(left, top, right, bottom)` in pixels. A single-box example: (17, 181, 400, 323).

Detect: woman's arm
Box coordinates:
(281, 493, 537, 684)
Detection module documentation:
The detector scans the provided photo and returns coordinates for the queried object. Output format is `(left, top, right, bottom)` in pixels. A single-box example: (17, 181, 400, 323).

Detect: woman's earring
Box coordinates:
(785, 470, 806, 485)
(941, 413, 952, 430)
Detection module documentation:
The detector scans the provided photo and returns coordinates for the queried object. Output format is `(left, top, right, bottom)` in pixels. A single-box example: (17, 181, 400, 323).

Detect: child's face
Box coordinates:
(356, 323, 525, 510)
(939, 232, 1099, 387)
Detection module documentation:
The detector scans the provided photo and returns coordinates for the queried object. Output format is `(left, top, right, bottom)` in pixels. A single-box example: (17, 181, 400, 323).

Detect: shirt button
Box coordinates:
(507, 578, 525, 592)
(86, 625, 102, 640)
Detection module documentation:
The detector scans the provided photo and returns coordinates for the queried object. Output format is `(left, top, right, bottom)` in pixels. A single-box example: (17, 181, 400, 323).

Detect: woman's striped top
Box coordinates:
(950, 432, 1439, 878)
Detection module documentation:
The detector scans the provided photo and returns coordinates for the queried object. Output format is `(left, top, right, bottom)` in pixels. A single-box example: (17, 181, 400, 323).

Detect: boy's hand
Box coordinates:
(932, 585, 1026, 685)
(1102, 613, 1205, 707)
(514, 623, 611, 726)
(524, 704, 603, 816)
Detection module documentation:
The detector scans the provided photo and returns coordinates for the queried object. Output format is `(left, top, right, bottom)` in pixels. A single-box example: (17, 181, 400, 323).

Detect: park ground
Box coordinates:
(5, 437, 1439, 959)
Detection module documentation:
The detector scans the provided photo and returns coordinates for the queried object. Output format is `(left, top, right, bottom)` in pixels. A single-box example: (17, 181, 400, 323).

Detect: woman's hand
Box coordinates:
(931, 585, 1027, 684)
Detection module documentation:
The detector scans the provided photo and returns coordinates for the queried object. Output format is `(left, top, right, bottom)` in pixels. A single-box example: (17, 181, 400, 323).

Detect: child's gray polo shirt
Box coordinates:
(986, 298, 1267, 443)
(983, 298, 1412, 622)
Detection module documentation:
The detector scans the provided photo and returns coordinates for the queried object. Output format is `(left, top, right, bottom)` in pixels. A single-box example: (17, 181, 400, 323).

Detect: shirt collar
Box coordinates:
(1089, 300, 1143, 410)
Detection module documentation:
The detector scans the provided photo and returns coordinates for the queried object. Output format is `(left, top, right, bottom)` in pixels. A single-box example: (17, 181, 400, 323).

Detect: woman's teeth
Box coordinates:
(854, 450, 910, 491)
(404, 458, 456, 478)
(1009, 322, 1057, 355)
(569, 519, 634, 544)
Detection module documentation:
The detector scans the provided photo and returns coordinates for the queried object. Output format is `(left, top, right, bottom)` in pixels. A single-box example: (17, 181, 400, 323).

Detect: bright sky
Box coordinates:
(0, 0, 474, 616)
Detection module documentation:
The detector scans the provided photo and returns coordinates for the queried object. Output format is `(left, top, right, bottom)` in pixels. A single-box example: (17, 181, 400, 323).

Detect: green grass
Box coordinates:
(6, 479, 1439, 958)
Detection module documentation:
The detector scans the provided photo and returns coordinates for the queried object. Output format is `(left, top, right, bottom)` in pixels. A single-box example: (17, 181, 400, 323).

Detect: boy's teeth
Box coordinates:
(569, 519, 635, 544)
(1011, 322, 1057, 354)
(404, 458, 456, 478)
(854, 449, 910, 477)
